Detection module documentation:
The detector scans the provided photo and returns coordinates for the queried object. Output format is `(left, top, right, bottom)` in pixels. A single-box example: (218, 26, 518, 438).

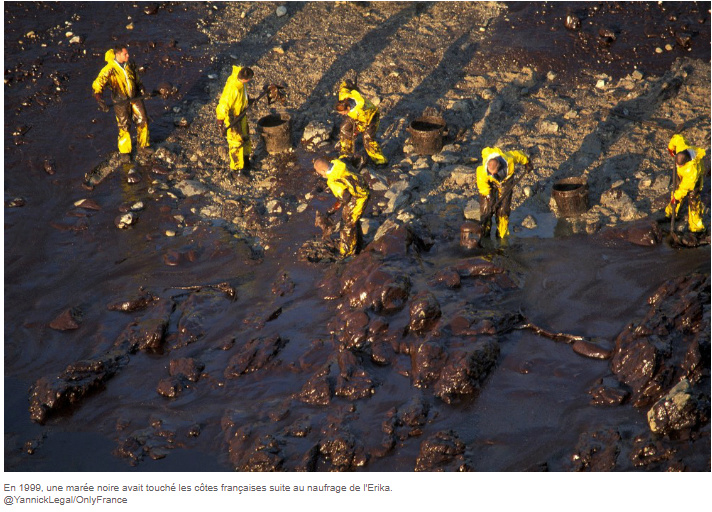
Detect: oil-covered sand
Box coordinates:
(4, 2, 710, 471)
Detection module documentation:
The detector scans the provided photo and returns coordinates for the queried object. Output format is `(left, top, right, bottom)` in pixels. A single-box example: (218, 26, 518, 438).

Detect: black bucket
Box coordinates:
(407, 116, 446, 155)
(552, 177, 589, 217)
(257, 114, 291, 154)
(460, 221, 482, 249)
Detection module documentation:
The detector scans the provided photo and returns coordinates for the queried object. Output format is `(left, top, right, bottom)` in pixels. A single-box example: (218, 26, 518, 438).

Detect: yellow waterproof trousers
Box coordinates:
(226, 118, 252, 171)
(666, 185, 706, 233)
(339, 114, 387, 165)
(116, 100, 149, 154)
(480, 185, 513, 239)
(340, 195, 369, 257)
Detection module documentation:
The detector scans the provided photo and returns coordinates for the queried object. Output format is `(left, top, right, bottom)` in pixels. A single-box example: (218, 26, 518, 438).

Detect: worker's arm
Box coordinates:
(338, 80, 358, 101)
(692, 146, 707, 163)
(476, 165, 492, 196)
(92, 66, 111, 112)
(326, 182, 348, 215)
(91, 65, 111, 95)
(508, 150, 530, 166)
(216, 79, 237, 127)
(348, 90, 366, 113)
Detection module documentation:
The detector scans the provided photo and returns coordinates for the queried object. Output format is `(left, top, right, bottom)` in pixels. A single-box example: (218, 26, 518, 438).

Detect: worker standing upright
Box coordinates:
(313, 156, 371, 258)
(92, 43, 151, 170)
(476, 146, 532, 239)
(666, 134, 707, 233)
(335, 80, 388, 166)
(216, 66, 254, 176)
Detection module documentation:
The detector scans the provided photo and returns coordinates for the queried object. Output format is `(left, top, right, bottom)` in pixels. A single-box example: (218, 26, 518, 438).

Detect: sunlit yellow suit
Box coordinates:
(216, 66, 253, 170)
(476, 147, 529, 238)
(92, 49, 149, 154)
(325, 157, 370, 257)
(666, 134, 706, 233)
(338, 82, 387, 165)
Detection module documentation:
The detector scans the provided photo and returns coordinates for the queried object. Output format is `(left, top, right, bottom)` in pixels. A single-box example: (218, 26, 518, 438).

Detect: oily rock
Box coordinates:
(611, 273, 710, 408)
(414, 430, 471, 471)
(408, 291, 442, 333)
(647, 379, 709, 435)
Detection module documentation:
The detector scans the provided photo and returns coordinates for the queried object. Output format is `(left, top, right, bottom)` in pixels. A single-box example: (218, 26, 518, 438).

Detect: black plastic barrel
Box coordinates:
(257, 114, 291, 154)
(407, 116, 446, 155)
(552, 177, 589, 217)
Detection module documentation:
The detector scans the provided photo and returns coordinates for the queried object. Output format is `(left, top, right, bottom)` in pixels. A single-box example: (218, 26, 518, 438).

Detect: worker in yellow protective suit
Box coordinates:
(476, 147, 531, 239)
(314, 156, 371, 258)
(666, 134, 707, 233)
(216, 66, 254, 175)
(335, 80, 388, 166)
(92, 44, 150, 165)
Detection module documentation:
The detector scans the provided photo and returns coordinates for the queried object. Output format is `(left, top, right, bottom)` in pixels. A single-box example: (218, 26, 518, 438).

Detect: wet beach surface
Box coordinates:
(4, 2, 710, 471)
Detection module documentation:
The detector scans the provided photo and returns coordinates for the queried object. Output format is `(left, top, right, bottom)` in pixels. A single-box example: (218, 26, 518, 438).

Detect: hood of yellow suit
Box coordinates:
(104, 49, 116, 63)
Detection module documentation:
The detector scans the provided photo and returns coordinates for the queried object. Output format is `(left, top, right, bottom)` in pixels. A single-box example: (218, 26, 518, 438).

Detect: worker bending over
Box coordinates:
(335, 80, 387, 166)
(313, 156, 371, 258)
(476, 146, 532, 239)
(666, 134, 707, 233)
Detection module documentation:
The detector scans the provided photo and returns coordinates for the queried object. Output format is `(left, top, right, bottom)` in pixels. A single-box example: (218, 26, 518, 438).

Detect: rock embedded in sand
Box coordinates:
(113, 301, 173, 353)
(564, 13, 581, 31)
(600, 188, 640, 221)
(169, 358, 204, 382)
(334, 350, 376, 400)
(29, 353, 126, 424)
(434, 339, 501, 404)
(570, 429, 621, 471)
(611, 273, 710, 408)
(107, 291, 158, 312)
(429, 268, 461, 289)
(454, 257, 505, 277)
(599, 27, 617, 43)
(675, 32, 692, 49)
(647, 379, 706, 435)
(408, 291, 442, 333)
(49, 307, 82, 330)
(540, 119, 559, 133)
(43, 158, 56, 175)
(301, 120, 332, 150)
(156, 377, 183, 398)
(522, 215, 537, 229)
(114, 212, 137, 228)
(414, 430, 471, 471)
(588, 382, 630, 406)
(73, 198, 101, 210)
(5, 197, 26, 208)
(597, 218, 663, 246)
(224, 334, 287, 377)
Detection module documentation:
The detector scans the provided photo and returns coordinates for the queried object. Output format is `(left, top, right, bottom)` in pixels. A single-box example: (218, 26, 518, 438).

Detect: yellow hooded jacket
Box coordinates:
(92, 49, 142, 99)
(668, 134, 706, 202)
(476, 147, 529, 196)
(216, 66, 249, 129)
(338, 82, 378, 126)
(326, 158, 370, 201)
